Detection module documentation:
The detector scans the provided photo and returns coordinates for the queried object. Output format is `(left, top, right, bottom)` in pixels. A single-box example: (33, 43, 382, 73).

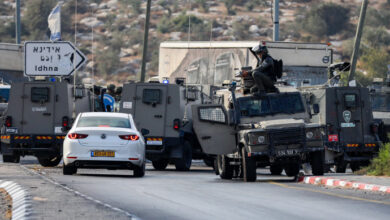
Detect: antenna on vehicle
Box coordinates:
(183, 0, 192, 123)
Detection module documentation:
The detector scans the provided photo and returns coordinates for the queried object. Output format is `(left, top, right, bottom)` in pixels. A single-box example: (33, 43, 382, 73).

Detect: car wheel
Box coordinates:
(63, 164, 77, 175)
(310, 151, 324, 176)
(203, 157, 214, 168)
(270, 164, 283, 175)
(217, 155, 233, 179)
(350, 162, 361, 172)
(241, 147, 257, 182)
(1, 144, 20, 163)
(38, 155, 62, 167)
(335, 160, 347, 173)
(175, 140, 192, 171)
(284, 163, 300, 177)
(133, 162, 145, 177)
(152, 159, 169, 170)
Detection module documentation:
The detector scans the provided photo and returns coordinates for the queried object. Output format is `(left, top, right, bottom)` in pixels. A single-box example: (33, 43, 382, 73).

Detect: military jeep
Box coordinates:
(191, 83, 325, 182)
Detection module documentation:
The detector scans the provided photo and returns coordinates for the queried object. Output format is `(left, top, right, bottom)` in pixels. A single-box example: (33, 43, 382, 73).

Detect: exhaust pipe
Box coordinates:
(74, 161, 80, 167)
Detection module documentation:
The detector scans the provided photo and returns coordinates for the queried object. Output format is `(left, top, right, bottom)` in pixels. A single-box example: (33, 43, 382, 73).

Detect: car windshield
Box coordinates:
(238, 93, 305, 117)
(371, 94, 390, 112)
(77, 116, 131, 128)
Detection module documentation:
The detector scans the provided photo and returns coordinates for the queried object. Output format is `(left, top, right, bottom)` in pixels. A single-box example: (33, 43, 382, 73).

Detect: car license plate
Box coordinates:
(91, 151, 115, 157)
(277, 149, 298, 156)
(146, 138, 163, 145)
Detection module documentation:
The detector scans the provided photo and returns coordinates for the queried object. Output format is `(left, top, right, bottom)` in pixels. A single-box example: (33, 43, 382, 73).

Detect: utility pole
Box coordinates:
(140, 0, 152, 82)
(273, 0, 279, 41)
(15, 0, 21, 44)
(348, 0, 369, 82)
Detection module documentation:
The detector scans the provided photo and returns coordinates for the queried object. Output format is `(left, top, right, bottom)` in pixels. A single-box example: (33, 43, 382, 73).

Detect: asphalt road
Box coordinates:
(3, 156, 390, 220)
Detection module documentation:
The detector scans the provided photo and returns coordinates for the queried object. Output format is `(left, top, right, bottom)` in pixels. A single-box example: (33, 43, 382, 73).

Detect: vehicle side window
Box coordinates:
(31, 87, 49, 103)
(143, 89, 161, 104)
(199, 107, 226, 123)
(344, 94, 357, 108)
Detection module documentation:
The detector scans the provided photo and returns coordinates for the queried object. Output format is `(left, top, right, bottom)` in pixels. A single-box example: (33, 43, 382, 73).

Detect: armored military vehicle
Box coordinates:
(0, 80, 93, 166)
(191, 82, 325, 182)
(119, 81, 217, 171)
(369, 77, 390, 142)
(301, 86, 381, 172)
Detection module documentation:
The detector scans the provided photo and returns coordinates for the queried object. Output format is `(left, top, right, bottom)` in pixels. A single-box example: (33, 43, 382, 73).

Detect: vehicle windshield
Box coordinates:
(371, 94, 390, 112)
(238, 93, 305, 117)
(77, 116, 131, 128)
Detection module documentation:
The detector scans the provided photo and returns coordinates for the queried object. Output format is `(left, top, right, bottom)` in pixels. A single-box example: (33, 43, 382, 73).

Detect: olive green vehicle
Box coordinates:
(191, 83, 325, 182)
(0, 80, 93, 166)
(301, 86, 381, 172)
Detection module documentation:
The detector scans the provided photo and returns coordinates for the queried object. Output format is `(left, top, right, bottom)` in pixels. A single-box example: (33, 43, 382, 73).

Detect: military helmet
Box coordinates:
(252, 44, 268, 54)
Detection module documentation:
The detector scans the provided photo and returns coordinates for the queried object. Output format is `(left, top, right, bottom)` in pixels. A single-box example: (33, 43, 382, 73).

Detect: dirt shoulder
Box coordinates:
(0, 188, 12, 220)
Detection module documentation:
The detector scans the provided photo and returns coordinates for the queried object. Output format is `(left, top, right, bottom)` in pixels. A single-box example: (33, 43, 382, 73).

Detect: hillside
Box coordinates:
(0, 0, 389, 85)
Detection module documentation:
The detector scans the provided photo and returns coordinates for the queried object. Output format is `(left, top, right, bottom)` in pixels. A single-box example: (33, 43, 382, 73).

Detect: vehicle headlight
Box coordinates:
(258, 136, 265, 144)
(306, 131, 314, 139)
(248, 132, 267, 145)
(305, 128, 323, 140)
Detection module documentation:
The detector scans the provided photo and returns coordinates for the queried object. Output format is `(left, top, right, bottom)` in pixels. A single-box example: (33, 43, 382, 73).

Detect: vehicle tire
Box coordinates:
(133, 162, 145, 177)
(270, 164, 283, 175)
(152, 159, 169, 170)
(284, 163, 300, 177)
(217, 155, 233, 180)
(63, 164, 77, 175)
(2, 154, 20, 163)
(335, 160, 347, 173)
(1, 144, 20, 163)
(203, 157, 214, 168)
(241, 147, 257, 182)
(310, 151, 324, 176)
(350, 162, 361, 172)
(175, 140, 192, 171)
(38, 155, 62, 167)
(214, 158, 219, 175)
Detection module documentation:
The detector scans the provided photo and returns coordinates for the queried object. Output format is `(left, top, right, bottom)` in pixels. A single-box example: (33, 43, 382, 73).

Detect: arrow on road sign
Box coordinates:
(24, 41, 87, 76)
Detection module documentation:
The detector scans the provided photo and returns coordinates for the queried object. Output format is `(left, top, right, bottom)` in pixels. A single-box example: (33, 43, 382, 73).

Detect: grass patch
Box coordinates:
(364, 143, 390, 176)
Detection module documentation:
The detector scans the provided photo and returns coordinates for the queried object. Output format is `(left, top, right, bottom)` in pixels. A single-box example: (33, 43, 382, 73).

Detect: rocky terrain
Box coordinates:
(0, 0, 389, 85)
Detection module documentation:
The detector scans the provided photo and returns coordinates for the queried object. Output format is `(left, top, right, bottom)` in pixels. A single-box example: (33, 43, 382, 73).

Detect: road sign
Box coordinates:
(102, 94, 115, 112)
(24, 41, 87, 76)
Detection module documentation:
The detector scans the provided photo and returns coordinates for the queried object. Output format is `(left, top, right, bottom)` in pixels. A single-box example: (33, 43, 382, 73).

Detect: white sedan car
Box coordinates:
(63, 112, 147, 177)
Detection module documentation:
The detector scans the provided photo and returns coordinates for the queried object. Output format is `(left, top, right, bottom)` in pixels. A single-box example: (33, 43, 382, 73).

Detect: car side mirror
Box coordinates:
(141, 128, 149, 136)
(313, 104, 320, 114)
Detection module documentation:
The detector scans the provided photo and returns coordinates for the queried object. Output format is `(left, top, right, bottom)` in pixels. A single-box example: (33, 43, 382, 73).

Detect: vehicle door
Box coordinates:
(134, 85, 167, 137)
(191, 104, 236, 155)
(335, 88, 364, 144)
(22, 83, 55, 134)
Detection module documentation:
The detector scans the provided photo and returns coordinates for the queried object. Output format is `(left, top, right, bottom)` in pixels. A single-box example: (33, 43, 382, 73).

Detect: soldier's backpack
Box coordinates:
(273, 59, 283, 79)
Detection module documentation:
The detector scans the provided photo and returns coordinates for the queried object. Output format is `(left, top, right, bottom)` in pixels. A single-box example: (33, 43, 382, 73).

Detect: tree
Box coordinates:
(22, 0, 57, 40)
(120, 0, 142, 14)
(359, 48, 390, 79)
(223, 0, 235, 15)
(299, 3, 349, 37)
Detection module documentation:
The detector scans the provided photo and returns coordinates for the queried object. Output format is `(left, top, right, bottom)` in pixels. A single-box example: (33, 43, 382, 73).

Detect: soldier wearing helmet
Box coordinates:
(250, 43, 278, 95)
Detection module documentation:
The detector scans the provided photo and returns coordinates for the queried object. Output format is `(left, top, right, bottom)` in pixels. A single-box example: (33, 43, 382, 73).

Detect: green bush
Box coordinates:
(365, 143, 390, 176)
(298, 3, 349, 37)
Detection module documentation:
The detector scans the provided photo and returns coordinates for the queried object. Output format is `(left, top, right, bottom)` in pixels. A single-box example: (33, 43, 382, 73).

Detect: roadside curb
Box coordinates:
(300, 176, 390, 194)
(0, 180, 32, 220)
(20, 165, 139, 220)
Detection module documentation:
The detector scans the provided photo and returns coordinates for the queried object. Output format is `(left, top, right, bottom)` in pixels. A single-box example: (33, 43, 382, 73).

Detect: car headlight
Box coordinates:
(258, 136, 265, 144)
(306, 131, 314, 139)
(248, 132, 267, 145)
(305, 128, 323, 140)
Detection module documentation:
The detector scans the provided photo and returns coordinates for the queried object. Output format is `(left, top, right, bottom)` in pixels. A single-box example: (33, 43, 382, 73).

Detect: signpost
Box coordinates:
(24, 41, 87, 76)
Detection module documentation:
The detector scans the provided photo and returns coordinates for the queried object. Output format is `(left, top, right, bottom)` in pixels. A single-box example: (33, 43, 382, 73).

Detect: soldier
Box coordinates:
(251, 44, 278, 95)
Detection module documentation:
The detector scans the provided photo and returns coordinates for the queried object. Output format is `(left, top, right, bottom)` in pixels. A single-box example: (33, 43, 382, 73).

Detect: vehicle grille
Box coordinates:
(269, 128, 305, 146)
